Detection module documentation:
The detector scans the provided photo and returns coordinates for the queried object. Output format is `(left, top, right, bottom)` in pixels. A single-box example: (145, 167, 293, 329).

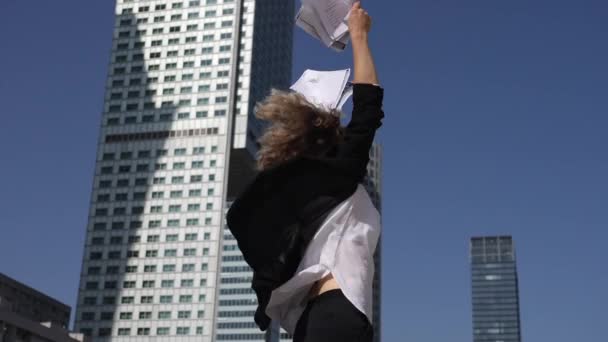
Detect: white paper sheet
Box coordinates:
(290, 69, 353, 110)
(295, 0, 355, 51)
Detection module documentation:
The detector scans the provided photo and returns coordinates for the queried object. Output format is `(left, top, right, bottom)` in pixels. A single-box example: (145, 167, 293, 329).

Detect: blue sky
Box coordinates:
(1, 0, 607, 341)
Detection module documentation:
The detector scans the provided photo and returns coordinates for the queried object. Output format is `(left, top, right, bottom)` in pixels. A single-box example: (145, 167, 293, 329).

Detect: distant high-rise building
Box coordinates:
(74, 0, 294, 340)
(470, 236, 522, 342)
(365, 143, 382, 342)
(0, 272, 86, 342)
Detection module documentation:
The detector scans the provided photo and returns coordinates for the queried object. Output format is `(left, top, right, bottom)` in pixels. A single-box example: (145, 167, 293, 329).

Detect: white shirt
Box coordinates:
(265, 184, 381, 334)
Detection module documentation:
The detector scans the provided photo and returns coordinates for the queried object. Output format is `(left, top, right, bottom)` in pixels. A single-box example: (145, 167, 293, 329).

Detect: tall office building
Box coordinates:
(217, 143, 383, 342)
(365, 143, 383, 342)
(470, 236, 522, 342)
(74, 0, 294, 340)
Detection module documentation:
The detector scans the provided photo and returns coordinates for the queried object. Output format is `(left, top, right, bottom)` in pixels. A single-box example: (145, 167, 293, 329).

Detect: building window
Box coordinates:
(126, 251, 139, 258)
(121, 296, 134, 304)
(137, 328, 150, 336)
(131, 206, 144, 214)
(117, 328, 131, 336)
(140, 296, 154, 304)
(148, 219, 162, 228)
(104, 281, 117, 289)
(143, 264, 157, 272)
(98, 328, 111, 337)
(176, 327, 190, 335)
(83, 296, 97, 305)
(87, 266, 101, 275)
(189, 189, 202, 197)
(93, 222, 107, 230)
(106, 266, 119, 275)
(186, 218, 199, 226)
(81, 312, 95, 321)
(169, 191, 183, 199)
(188, 204, 200, 211)
(139, 311, 152, 319)
(179, 295, 193, 303)
(145, 250, 158, 257)
(161, 280, 174, 288)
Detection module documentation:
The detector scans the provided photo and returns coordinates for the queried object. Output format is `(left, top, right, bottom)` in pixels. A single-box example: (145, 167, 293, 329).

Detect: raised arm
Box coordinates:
(350, 1, 378, 85)
(320, 2, 384, 182)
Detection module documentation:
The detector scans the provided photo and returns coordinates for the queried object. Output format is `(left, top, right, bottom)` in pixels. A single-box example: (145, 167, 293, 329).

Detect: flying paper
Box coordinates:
(290, 69, 353, 110)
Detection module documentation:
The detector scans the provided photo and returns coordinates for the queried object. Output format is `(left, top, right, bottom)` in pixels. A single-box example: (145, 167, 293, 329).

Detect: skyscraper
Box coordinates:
(74, 0, 294, 340)
(365, 143, 383, 342)
(470, 236, 522, 342)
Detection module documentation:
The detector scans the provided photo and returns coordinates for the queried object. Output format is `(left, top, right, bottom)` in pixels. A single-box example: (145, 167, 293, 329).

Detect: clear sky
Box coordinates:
(1, 0, 607, 341)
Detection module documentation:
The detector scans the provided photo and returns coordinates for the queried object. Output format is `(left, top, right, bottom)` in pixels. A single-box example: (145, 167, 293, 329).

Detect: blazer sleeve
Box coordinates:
(322, 83, 384, 181)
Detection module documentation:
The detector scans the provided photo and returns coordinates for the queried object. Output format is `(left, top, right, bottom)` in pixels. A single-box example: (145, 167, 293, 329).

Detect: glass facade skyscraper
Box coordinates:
(470, 236, 522, 342)
(74, 0, 294, 340)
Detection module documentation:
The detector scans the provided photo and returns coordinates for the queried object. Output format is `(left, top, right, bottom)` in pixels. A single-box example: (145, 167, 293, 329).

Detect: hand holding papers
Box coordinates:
(296, 0, 355, 51)
(290, 69, 354, 111)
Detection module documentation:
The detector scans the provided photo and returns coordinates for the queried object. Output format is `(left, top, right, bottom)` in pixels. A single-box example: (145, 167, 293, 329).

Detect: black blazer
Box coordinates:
(225, 84, 384, 330)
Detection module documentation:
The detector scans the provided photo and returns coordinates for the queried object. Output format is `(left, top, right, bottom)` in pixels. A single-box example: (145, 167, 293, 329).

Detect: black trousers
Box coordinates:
(293, 289, 373, 342)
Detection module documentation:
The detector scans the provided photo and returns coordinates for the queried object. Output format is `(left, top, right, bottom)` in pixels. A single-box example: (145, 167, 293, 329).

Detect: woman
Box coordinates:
(226, 3, 383, 341)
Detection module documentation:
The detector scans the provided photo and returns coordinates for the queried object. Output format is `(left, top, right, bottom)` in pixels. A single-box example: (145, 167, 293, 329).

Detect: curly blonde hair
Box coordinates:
(255, 90, 344, 171)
